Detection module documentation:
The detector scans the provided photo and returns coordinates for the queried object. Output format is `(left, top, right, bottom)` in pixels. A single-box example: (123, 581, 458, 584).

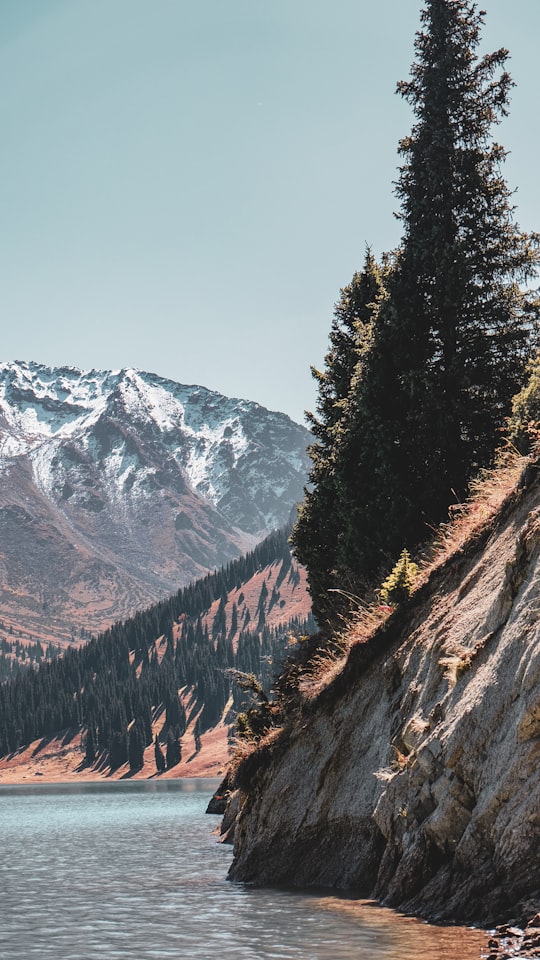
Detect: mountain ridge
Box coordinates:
(0, 361, 311, 643)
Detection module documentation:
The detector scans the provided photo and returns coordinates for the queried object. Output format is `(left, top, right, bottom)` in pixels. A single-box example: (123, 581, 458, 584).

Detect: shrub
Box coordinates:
(506, 355, 540, 453)
(380, 549, 419, 607)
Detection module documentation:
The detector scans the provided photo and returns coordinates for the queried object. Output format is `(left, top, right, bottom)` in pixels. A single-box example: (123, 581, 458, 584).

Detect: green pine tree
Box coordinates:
(291, 249, 387, 624)
(109, 730, 128, 770)
(387, 0, 539, 499)
(379, 549, 419, 607)
(128, 722, 145, 772)
(154, 735, 166, 774)
(295, 0, 539, 628)
(84, 725, 96, 765)
(166, 729, 182, 769)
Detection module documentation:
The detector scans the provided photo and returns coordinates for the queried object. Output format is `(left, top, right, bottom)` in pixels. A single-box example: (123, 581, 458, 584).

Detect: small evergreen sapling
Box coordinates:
(380, 550, 419, 608)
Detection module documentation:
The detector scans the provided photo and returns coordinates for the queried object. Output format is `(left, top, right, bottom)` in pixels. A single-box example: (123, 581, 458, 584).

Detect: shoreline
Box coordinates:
(0, 774, 222, 791)
(0, 724, 230, 785)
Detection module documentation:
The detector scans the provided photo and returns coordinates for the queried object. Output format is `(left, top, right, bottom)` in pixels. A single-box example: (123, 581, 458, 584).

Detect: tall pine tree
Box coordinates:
(291, 250, 387, 624)
(294, 0, 540, 628)
(386, 0, 539, 498)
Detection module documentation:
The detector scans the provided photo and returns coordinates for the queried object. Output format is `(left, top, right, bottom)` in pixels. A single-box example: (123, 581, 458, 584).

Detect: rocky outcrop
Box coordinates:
(227, 461, 540, 925)
(487, 915, 540, 959)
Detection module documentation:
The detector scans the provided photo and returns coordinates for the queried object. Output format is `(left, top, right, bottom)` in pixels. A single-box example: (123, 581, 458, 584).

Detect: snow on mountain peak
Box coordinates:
(0, 360, 311, 533)
(0, 361, 312, 642)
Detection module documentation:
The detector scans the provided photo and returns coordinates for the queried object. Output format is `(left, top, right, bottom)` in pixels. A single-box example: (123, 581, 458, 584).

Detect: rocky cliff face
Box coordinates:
(0, 361, 310, 641)
(228, 460, 540, 925)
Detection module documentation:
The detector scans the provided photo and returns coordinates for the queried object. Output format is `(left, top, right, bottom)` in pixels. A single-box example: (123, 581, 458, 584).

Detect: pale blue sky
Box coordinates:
(1, 1, 538, 424)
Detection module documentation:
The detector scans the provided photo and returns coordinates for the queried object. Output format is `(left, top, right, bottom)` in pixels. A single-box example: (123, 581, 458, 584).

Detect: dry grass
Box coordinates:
(298, 645, 349, 700)
(405, 713, 431, 742)
(294, 449, 532, 702)
(390, 745, 417, 772)
(227, 737, 258, 773)
(439, 649, 473, 687)
(228, 723, 285, 774)
(347, 600, 395, 646)
(295, 601, 395, 701)
(297, 594, 398, 700)
(419, 449, 529, 582)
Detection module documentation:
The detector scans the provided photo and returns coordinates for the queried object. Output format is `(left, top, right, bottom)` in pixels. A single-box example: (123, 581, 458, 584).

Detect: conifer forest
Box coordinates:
(0, 527, 314, 771)
(292, 0, 540, 629)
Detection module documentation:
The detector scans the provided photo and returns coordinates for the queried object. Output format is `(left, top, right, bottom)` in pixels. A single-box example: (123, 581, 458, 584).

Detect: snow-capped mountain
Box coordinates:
(0, 361, 311, 642)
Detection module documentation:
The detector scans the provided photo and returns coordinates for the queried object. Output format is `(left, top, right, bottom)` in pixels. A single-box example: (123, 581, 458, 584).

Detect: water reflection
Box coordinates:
(316, 897, 487, 960)
(0, 775, 221, 797)
(0, 780, 486, 960)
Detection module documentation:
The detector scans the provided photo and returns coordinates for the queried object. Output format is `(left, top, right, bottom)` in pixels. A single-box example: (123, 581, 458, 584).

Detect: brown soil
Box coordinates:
(0, 722, 230, 784)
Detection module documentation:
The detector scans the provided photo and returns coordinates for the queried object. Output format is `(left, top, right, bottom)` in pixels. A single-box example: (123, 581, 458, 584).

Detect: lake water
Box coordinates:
(0, 779, 487, 960)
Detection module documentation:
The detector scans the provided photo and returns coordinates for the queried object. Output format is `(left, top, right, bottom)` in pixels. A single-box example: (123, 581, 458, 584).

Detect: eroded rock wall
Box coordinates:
(228, 470, 540, 923)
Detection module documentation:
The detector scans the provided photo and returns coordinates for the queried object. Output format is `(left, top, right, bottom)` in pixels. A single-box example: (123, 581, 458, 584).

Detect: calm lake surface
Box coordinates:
(0, 779, 487, 960)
